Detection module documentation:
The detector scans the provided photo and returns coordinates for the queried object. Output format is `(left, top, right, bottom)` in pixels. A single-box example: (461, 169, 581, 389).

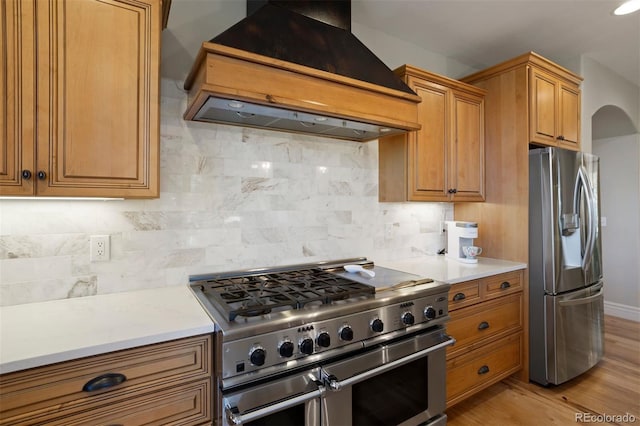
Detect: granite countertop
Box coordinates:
(0, 286, 215, 375)
(377, 255, 527, 284)
(0, 255, 526, 375)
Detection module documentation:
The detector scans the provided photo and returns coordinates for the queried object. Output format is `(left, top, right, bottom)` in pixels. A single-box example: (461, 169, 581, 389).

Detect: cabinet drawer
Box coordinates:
(446, 332, 523, 407)
(480, 271, 522, 300)
(448, 280, 481, 311)
(0, 335, 212, 425)
(446, 293, 522, 358)
(46, 378, 211, 426)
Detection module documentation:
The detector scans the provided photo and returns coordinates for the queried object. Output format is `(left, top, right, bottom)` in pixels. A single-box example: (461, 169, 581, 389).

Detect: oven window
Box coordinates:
(245, 404, 305, 426)
(352, 357, 428, 426)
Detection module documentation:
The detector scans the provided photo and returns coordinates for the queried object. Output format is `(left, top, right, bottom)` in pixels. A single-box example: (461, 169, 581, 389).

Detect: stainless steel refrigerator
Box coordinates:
(529, 147, 604, 386)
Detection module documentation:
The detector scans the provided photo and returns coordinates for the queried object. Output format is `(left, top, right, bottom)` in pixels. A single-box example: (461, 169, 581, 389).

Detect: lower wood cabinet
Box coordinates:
(447, 333, 523, 406)
(445, 270, 525, 407)
(0, 334, 212, 426)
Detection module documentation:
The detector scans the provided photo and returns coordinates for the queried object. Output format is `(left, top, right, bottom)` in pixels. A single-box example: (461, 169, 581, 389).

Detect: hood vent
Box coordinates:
(183, 2, 421, 142)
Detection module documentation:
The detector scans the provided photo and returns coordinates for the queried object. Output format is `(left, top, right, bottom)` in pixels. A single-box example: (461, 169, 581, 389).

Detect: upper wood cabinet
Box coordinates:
(379, 65, 486, 202)
(530, 67, 581, 150)
(0, 0, 161, 198)
(463, 52, 582, 152)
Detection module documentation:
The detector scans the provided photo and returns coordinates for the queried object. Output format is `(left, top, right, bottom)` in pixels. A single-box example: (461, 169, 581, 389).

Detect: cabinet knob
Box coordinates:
(478, 321, 490, 330)
(500, 281, 511, 290)
(453, 292, 466, 301)
(448, 188, 458, 194)
(37, 171, 47, 180)
(557, 135, 565, 141)
(477, 365, 490, 375)
(82, 373, 127, 392)
(21, 170, 32, 180)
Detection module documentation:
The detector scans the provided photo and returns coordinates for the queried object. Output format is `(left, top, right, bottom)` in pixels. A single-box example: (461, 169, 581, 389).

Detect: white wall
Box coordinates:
(351, 22, 478, 79)
(579, 56, 640, 321)
(581, 56, 640, 153)
(592, 134, 640, 321)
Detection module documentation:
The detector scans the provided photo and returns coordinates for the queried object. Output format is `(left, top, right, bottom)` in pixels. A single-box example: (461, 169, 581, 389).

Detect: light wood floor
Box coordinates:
(447, 316, 640, 425)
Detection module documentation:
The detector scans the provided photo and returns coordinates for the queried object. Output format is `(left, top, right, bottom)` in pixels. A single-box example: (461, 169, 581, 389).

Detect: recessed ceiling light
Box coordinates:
(614, 0, 640, 15)
(314, 116, 328, 122)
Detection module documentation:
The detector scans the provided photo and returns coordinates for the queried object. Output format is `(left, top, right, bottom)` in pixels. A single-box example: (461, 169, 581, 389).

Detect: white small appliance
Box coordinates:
(446, 221, 479, 263)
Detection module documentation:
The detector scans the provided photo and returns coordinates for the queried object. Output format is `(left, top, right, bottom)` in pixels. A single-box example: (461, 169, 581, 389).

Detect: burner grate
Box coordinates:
(198, 268, 375, 321)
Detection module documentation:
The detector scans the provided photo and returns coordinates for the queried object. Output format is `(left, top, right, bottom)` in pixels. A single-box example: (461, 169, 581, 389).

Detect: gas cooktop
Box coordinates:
(193, 267, 376, 321)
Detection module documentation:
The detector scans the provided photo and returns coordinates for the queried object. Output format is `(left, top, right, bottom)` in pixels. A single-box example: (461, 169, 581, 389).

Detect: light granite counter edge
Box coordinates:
(0, 286, 216, 375)
(377, 256, 527, 284)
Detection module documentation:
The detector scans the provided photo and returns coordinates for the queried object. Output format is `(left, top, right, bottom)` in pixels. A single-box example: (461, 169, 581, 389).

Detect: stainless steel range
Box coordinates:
(189, 257, 454, 426)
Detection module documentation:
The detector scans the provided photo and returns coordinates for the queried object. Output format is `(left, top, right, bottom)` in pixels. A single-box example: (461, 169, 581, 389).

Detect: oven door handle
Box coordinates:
(224, 388, 323, 425)
(325, 335, 455, 391)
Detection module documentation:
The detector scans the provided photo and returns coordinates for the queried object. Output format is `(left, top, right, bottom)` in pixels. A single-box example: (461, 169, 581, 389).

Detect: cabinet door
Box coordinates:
(35, 0, 159, 198)
(0, 0, 35, 196)
(407, 79, 449, 201)
(529, 68, 558, 146)
(558, 83, 580, 150)
(450, 92, 484, 201)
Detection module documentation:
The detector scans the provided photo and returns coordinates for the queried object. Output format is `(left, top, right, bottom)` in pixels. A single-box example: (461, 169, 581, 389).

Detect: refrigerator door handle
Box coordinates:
(573, 166, 597, 271)
(557, 287, 604, 307)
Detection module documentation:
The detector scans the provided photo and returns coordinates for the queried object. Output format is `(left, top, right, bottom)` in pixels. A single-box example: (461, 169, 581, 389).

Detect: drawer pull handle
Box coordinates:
(500, 281, 511, 289)
(477, 365, 490, 375)
(453, 292, 466, 301)
(82, 373, 127, 392)
(478, 321, 490, 330)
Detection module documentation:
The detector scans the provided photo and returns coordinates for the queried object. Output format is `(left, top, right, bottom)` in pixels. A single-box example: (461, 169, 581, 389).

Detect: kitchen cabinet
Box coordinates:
(445, 270, 524, 407)
(0, 0, 161, 198)
(462, 51, 581, 153)
(0, 334, 212, 425)
(530, 67, 581, 150)
(379, 65, 486, 202)
(455, 52, 582, 382)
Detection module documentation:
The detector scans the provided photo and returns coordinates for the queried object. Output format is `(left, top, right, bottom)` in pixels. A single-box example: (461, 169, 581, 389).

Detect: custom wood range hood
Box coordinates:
(183, 1, 421, 142)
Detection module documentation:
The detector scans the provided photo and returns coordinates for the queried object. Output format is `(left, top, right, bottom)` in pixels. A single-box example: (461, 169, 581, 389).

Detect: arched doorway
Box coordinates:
(592, 105, 640, 321)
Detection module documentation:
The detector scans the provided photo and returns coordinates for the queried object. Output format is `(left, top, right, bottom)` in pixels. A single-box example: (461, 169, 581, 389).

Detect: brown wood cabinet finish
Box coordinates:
(455, 52, 582, 382)
(0, 0, 35, 195)
(0, 334, 212, 426)
(0, 0, 161, 198)
(379, 65, 486, 202)
(447, 333, 523, 407)
(183, 43, 422, 141)
(445, 270, 525, 407)
(530, 67, 581, 150)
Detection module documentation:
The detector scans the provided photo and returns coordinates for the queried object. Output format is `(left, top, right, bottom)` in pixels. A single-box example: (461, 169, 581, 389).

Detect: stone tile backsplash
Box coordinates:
(0, 79, 451, 306)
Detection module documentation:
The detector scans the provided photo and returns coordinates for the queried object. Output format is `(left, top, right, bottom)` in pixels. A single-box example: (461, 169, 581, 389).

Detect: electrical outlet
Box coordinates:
(90, 235, 110, 262)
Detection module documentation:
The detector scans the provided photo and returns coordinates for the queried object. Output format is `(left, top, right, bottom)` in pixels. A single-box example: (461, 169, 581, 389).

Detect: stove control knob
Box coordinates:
(424, 306, 437, 320)
(339, 325, 354, 341)
(249, 346, 266, 366)
(371, 318, 384, 333)
(317, 332, 331, 348)
(299, 338, 314, 355)
(278, 341, 295, 358)
(401, 312, 415, 326)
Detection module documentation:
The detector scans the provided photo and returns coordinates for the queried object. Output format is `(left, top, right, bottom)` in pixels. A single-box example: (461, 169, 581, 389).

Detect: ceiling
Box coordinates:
(163, 0, 640, 87)
(350, 0, 639, 86)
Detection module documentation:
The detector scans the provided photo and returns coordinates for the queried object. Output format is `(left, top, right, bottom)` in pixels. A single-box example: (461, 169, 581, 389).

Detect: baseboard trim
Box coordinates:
(604, 300, 640, 322)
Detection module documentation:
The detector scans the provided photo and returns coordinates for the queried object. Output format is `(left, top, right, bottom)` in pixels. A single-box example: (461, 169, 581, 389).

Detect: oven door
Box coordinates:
(221, 367, 323, 426)
(320, 328, 454, 426)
